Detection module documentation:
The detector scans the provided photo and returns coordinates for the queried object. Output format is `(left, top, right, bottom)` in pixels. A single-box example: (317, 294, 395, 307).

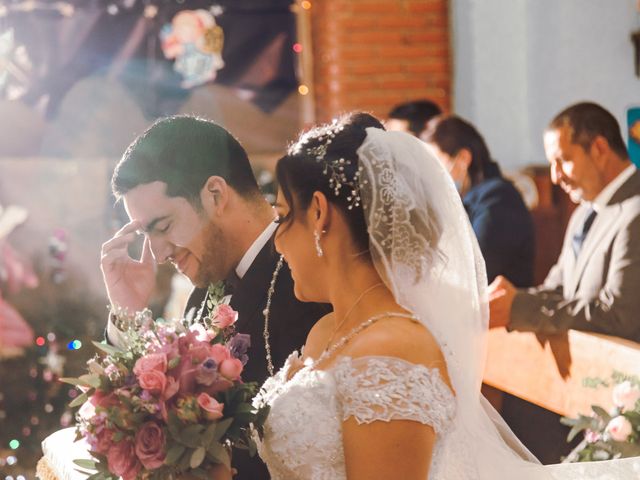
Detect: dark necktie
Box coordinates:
(224, 269, 241, 296)
(572, 207, 597, 257)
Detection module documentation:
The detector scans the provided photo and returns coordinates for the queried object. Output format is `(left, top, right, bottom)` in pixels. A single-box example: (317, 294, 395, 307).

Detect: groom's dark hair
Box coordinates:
(112, 115, 261, 205)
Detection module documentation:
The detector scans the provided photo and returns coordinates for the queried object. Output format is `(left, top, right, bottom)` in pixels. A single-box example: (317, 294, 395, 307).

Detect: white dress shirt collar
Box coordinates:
(590, 163, 636, 212)
(235, 221, 278, 279)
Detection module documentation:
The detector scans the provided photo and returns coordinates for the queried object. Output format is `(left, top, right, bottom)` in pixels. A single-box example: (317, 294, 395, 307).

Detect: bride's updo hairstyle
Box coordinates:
(275, 112, 384, 252)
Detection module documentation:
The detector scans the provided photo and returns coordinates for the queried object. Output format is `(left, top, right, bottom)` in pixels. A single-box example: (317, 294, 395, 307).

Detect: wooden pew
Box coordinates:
(483, 328, 640, 417)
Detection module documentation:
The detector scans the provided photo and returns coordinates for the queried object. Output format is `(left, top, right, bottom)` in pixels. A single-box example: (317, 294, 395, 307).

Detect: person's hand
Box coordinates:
(100, 221, 156, 312)
(488, 275, 516, 329)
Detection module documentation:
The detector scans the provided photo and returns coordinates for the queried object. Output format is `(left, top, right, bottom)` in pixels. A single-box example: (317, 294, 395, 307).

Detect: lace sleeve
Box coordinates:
(332, 356, 456, 433)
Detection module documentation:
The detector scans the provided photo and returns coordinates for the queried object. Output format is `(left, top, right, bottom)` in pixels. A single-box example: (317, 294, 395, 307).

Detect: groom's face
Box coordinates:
(124, 181, 229, 288)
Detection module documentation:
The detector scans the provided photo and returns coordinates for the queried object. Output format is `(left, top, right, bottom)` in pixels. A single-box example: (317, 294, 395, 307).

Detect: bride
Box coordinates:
(251, 112, 640, 479)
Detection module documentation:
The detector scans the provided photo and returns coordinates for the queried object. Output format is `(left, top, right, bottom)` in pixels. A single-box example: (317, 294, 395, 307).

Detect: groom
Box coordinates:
(101, 116, 330, 479)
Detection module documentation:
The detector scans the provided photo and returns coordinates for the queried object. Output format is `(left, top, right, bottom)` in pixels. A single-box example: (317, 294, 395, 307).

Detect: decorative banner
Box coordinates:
(1, 0, 297, 116)
(161, 9, 224, 88)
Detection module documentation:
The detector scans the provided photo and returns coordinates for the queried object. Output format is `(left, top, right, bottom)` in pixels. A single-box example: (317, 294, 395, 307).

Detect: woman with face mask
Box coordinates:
(422, 115, 535, 287)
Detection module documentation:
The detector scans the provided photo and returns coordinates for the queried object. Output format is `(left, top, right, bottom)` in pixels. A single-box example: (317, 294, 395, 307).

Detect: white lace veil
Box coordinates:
(357, 127, 554, 479)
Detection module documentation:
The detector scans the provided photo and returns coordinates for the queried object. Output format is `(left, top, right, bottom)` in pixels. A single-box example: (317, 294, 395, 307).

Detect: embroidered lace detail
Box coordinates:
(333, 356, 455, 431)
(254, 354, 455, 480)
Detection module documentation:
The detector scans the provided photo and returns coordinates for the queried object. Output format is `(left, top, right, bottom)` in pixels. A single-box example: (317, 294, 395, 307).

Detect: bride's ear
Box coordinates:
(310, 191, 330, 232)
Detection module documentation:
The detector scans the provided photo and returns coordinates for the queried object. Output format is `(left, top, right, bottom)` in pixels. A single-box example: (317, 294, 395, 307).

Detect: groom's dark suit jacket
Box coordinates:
(186, 235, 331, 480)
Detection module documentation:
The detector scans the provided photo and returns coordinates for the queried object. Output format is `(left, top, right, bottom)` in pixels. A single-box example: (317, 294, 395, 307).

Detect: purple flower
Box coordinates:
(195, 357, 219, 386)
(228, 334, 251, 366)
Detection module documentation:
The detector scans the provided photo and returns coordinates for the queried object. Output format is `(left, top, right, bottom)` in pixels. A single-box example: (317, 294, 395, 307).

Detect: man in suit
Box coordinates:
(101, 115, 329, 479)
(489, 101, 640, 341)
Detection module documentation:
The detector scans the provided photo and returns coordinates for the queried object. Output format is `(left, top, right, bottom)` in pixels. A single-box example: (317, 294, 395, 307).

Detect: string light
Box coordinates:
(67, 339, 82, 350)
(298, 84, 309, 95)
(301, 0, 311, 9)
(293, 43, 303, 53)
(35, 337, 45, 346)
(9, 439, 19, 449)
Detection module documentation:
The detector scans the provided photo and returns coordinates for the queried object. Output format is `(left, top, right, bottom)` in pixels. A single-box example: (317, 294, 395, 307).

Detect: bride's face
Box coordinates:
(273, 189, 326, 303)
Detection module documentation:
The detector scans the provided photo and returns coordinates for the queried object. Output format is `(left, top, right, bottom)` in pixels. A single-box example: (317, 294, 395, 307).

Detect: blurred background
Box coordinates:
(0, 0, 638, 478)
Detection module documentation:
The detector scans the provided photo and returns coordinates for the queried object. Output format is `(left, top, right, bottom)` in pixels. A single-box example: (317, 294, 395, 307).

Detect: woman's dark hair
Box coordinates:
(275, 112, 384, 251)
(112, 115, 261, 206)
(422, 115, 498, 186)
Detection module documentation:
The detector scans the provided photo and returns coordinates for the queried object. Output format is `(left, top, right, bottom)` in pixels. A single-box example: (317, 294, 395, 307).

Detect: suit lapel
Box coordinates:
(567, 204, 619, 297)
(566, 169, 640, 297)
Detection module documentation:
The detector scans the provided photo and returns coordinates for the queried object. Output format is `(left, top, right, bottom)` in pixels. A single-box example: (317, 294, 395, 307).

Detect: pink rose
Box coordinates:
(134, 422, 166, 470)
(606, 415, 633, 442)
(134, 353, 167, 376)
(107, 439, 141, 480)
(197, 393, 224, 420)
(613, 381, 640, 411)
(189, 323, 215, 342)
(219, 358, 243, 381)
(189, 343, 212, 364)
(212, 304, 238, 329)
(138, 370, 167, 395)
(175, 355, 197, 394)
(89, 427, 114, 454)
(162, 375, 180, 400)
(585, 429, 601, 444)
(209, 344, 231, 365)
(178, 331, 199, 354)
(90, 391, 119, 411)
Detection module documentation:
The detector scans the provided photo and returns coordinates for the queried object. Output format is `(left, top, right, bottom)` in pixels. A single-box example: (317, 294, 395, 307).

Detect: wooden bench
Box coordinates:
(483, 328, 640, 417)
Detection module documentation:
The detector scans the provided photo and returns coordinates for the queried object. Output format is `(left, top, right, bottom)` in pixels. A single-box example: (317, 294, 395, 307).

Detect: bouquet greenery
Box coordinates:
(561, 372, 640, 462)
(62, 301, 268, 480)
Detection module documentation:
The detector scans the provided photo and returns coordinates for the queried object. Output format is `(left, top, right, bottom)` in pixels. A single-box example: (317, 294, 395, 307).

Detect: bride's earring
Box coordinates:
(314, 230, 325, 257)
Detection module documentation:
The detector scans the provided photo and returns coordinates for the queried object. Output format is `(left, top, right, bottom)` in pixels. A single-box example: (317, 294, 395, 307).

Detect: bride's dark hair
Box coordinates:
(275, 112, 384, 251)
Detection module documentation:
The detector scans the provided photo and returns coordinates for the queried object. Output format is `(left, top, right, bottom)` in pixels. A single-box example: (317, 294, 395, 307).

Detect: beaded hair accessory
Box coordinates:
(295, 120, 365, 210)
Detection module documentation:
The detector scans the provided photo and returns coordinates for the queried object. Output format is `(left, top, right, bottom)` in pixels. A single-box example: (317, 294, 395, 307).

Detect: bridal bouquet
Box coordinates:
(561, 373, 640, 462)
(62, 301, 269, 480)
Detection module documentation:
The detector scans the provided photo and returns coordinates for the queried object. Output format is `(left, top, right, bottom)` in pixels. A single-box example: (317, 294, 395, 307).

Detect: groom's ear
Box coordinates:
(201, 176, 229, 215)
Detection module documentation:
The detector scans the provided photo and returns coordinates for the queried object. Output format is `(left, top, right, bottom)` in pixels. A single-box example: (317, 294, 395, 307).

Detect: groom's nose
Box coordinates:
(148, 236, 173, 264)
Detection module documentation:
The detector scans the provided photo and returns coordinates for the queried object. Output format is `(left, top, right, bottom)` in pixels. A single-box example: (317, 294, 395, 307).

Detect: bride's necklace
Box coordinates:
(308, 311, 419, 369)
(262, 255, 284, 376)
(323, 282, 383, 353)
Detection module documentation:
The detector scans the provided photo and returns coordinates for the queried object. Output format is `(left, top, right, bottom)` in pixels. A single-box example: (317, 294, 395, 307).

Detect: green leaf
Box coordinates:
(202, 422, 218, 446)
(69, 390, 92, 408)
(167, 412, 182, 438)
(165, 444, 186, 466)
(212, 418, 234, 442)
(180, 424, 205, 447)
(190, 446, 206, 469)
(92, 341, 123, 356)
(591, 405, 612, 424)
(60, 377, 93, 388)
(206, 442, 231, 469)
(78, 374, 102, 389)
(73, 459, 98, 470)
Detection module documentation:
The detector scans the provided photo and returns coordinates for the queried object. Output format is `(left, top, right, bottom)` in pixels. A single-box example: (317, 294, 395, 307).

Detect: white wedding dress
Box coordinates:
(255, 126, 640, 480)
(254, 353, 456, 480)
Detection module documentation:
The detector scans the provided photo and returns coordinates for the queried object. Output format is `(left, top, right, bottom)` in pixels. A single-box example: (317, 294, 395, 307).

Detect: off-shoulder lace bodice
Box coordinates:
(253, 354, 455, 480)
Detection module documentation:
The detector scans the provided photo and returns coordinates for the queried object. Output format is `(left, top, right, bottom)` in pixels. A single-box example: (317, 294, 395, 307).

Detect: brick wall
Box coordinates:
(310, 0, 451, 122)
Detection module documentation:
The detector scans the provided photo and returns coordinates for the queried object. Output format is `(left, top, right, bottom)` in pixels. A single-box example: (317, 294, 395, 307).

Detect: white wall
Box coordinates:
(452, 0, 639, 169)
